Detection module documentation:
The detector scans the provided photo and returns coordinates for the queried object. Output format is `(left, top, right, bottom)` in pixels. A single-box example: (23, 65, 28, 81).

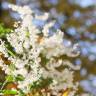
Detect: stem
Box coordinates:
(0, 79, 8, 90)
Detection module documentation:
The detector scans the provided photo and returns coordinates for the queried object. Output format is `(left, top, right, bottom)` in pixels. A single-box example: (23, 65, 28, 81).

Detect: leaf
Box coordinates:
(0, 89, 18, 95)
(7, 49, 16, 57)
(18, 90, 26, 96)
(16, 75, 25, 81)
(30, 77, 53, 90)
(6, 75, 14, 82)
(5, 42, 16, 57)
(0, 24, 11, 38)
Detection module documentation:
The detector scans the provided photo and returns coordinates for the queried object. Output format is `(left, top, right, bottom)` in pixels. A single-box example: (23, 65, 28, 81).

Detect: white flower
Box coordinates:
(0, 40, 8, 57)
(42, 21, 55, 37)
(35, 12, 49, 21)
(0, 4, 80, 95)
(9, 4, 33, 15)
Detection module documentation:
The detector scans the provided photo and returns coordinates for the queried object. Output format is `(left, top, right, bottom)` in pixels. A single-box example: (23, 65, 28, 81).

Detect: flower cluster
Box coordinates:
(0, 5, 80, 96)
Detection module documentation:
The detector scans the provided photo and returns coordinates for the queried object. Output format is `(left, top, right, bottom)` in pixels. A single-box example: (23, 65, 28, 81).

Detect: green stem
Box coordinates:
(0, 79, 8, 90)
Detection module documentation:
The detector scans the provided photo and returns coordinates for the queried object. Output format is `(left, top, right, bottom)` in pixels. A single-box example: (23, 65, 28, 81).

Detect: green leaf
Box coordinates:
(6, 75, 14, 82)
(5, 42, 16, 57)
(0, 24, 11, 38)
(0, 89, 18, 95)
(16, 75, 25, 81)
(30, 77, 53, 90)
(7, 49, 16, 57)
(18, 90, 26, 96)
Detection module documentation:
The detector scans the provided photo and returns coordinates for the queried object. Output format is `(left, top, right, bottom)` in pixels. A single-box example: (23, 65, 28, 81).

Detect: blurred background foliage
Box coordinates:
(0, 0, 96, 95)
